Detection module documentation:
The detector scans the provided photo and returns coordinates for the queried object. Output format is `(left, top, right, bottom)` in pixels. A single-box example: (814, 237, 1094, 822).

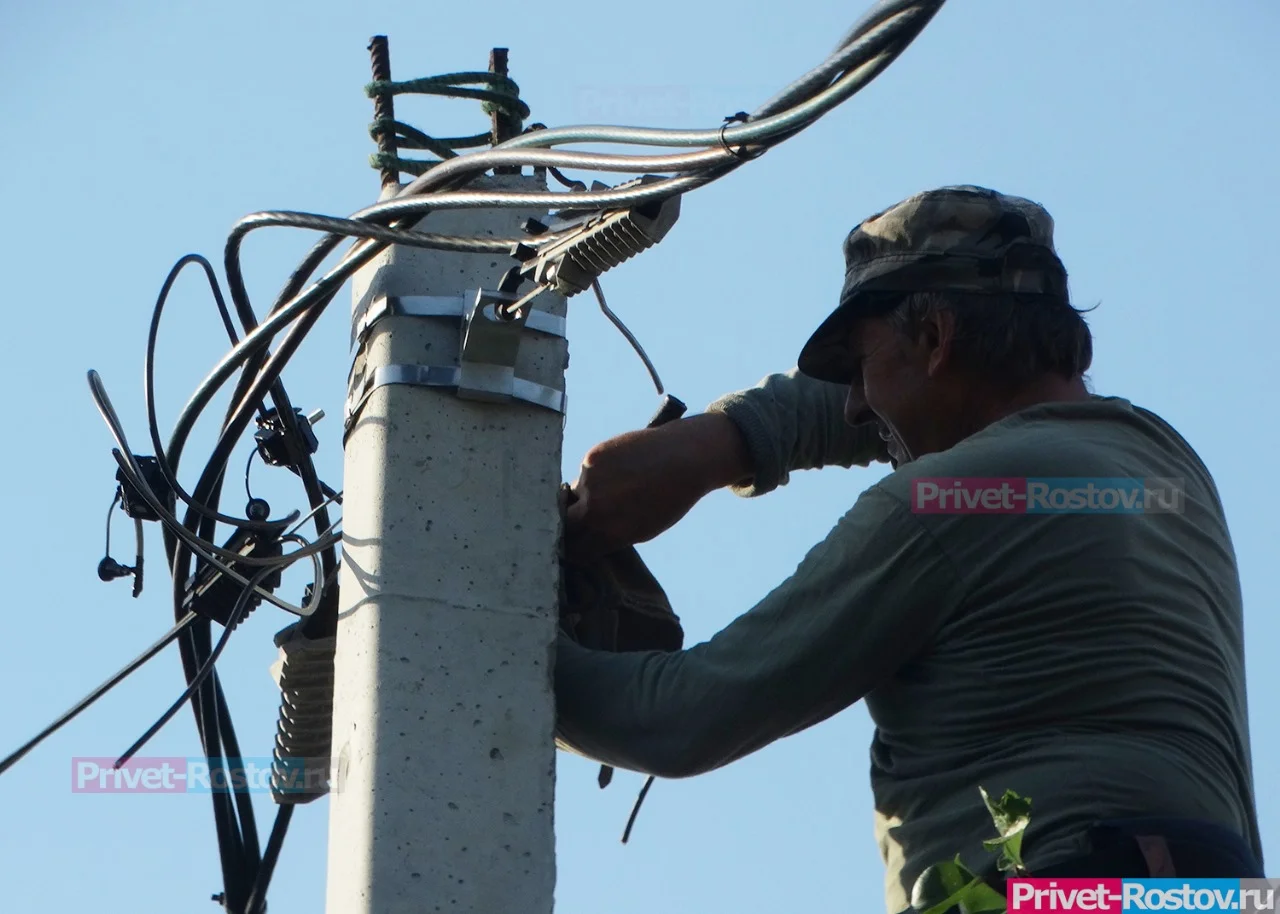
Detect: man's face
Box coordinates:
(842, 315, 946, 464)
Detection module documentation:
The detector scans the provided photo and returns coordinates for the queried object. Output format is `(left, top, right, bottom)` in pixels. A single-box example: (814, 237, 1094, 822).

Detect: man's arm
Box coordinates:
(554, 487, 965, 778)
(707, 368, 889, 497)
(564, 369, 887, 556)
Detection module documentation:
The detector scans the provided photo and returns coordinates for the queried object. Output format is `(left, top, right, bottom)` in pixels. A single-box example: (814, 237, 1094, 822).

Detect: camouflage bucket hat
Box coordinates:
(797, 185, 1069, 384)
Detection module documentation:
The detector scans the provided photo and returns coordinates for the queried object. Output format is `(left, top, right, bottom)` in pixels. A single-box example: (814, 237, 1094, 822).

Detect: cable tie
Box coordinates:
(719, 111, 762, 161)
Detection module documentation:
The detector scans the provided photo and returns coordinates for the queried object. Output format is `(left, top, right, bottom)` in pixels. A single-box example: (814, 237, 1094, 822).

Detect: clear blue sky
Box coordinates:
(1, 1, 1276, 911)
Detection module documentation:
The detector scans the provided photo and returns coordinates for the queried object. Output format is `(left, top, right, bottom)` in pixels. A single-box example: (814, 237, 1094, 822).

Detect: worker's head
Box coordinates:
(798, 185, 1092, 463)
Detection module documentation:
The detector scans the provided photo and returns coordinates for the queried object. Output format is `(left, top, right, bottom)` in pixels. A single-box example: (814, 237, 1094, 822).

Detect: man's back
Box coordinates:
(869, 396, 1258, 907)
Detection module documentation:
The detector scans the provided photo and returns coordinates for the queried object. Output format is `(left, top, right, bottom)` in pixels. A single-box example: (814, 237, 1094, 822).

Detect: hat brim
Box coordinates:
(797, 284, 908, 384)
(797, 304, 859, 384)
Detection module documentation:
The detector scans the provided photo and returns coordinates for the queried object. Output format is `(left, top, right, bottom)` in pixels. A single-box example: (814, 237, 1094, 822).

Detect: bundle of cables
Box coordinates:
(0, 0, 945, 910)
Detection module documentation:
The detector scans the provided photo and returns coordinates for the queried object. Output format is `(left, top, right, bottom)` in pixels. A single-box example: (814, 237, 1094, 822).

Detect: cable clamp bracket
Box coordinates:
(350, 290, 565, 347)
(345, 289, 566, 432)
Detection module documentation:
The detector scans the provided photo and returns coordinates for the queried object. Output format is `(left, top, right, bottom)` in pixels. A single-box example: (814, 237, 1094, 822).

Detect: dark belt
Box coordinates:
(993, 816, 1263, 885)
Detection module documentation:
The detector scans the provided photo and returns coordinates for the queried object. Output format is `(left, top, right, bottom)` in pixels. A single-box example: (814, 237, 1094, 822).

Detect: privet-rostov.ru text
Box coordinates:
(71, 757, 333, 794)
(1008, 879, 1279, 912)
(912, 477, 1184, 514)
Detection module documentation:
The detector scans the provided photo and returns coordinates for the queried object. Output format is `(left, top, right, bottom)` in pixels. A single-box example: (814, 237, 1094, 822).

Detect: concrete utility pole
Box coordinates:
(325, 43, 563, 914)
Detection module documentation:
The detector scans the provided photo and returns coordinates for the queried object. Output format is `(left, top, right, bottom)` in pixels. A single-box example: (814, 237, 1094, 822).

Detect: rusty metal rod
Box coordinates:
(369, 36, 399, 190)
(489, 48, 521, 174)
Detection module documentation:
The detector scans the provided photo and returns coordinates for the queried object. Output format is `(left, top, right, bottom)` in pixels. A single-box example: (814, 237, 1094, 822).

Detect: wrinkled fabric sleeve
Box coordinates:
(553, 487, 966, 779)
(706, 368, 889, 497)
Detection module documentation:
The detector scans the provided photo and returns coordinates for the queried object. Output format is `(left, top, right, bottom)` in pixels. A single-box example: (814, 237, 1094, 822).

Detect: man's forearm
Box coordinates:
(683, 412, 754, 492)
(707, 368, 886, 497)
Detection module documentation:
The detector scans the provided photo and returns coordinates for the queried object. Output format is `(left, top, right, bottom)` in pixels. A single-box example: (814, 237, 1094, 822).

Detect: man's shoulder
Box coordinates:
(873, 396, 1203, 507)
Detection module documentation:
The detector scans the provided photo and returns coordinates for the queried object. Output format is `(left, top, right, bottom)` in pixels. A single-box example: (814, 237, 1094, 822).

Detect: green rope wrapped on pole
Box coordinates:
(364, 71, 530, 178)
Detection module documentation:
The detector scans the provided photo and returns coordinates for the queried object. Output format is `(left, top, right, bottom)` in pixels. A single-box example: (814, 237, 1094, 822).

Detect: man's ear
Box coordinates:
(923, 308, 956, 378)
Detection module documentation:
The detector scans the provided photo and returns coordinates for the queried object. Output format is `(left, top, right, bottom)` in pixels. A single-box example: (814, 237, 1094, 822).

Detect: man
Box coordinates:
(554, 186, 1264, 912)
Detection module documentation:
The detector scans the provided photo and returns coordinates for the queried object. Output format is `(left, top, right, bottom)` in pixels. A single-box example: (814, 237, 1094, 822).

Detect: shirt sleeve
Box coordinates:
(553, 487, 967, 779)
(706, 368, 889, 497)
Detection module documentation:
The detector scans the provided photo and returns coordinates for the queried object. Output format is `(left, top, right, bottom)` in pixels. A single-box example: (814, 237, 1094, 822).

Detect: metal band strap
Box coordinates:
(344, 363, 565, 433)
(351, 293, 566, 347)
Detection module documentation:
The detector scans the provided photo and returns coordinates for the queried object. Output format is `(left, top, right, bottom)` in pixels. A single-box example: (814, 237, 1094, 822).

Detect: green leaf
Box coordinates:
(912, 860, 979, 914)
(979, 787, 1032, 874)
(911, 861, 1009, 914)
(958, 881, 1009, 913)
(981, 786, 1032, 834)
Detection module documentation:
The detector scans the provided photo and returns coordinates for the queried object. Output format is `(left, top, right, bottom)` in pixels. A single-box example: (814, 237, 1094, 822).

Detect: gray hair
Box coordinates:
(882, 290, 1093, 387)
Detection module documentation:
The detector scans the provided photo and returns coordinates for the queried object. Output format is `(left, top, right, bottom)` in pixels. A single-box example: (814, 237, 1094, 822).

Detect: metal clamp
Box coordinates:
(351, 291, 565, 347)
(344, 288, 566, 432)
(517, 176, 682, 297)
(344, 365, 565, 433)
(458, 289, 535, 405)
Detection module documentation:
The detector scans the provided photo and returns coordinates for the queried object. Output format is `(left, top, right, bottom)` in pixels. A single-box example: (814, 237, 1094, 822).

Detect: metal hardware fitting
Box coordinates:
(350, 292, 566, 347)
(517, 176, 682, 297)
(457, 288, 534, 405)
(346, 365, 565, 422)
(344, 288, 566, 431)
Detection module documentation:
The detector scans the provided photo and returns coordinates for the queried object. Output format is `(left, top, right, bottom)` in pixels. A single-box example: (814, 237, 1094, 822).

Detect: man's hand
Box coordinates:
(564, 413, 753, 558)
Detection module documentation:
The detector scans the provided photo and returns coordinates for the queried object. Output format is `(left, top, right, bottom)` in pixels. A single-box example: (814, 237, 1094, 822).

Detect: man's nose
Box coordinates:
(844, 386, 876, 427)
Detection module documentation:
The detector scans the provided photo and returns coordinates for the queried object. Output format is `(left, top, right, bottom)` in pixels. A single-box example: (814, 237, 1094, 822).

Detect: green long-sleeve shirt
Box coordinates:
(554, 370, 1260, 913)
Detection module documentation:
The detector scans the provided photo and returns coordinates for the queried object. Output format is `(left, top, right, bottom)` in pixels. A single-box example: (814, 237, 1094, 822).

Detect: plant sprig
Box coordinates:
(909, 788, 1031, 914)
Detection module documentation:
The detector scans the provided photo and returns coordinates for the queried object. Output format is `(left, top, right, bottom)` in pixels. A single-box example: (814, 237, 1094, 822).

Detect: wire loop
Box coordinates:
(719, 111, 764, 160)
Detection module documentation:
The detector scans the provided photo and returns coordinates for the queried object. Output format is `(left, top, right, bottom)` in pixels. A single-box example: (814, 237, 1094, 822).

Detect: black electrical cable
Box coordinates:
(0, 611, 199, 776)
(203, 666, 255, 912)
(214, 673, 262, 898)
(161, 395, 294, 913)
(138, 333, 259, 914)
(135, 268, 307, 914)
(244, 449, 258, 503)
(185, 546, 256, 911)
(104, 491, 121, 557)
(130, 514, 145, 598)
(154, 268, 335, 906)
(142, 296, 319, 912)
(115, 564, 276, 769)
(143, 254, 288, 533)
(102, 444, 328, 588)
(144, 126, 500, 914)
(169, 517, 269, 911)
(244, 805, 294, 914)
